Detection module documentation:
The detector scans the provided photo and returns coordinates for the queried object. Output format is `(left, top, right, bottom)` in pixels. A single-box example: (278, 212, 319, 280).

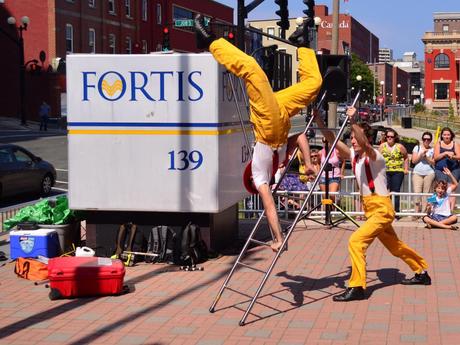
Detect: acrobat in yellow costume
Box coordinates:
(209, 38, 322, 148)
(349, 188, 428, 288)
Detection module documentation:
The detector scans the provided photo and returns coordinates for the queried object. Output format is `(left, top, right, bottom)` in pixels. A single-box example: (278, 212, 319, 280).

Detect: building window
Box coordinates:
(434, 53, 450, 68)
(89, 0, 95, 7)
(125, 0, 131, 17)
(435, 83, 449, 100)
(157, 4, 162, 24)
(89, 28, 96, 53)
(267, 27, 274, 40)
(108, 0, 115, 14)
(443, 24, 449, 32)
(125, 36, 132, 54)
(142, 0, 148, 21)
(66, 24, 73, 53)
(108, 34, 116, 53)
(142, 40, 148, 53)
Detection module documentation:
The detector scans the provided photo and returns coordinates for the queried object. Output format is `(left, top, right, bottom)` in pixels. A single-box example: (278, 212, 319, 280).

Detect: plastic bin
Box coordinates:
(38, 222, 80, 254)
(401, 117, 412, 129)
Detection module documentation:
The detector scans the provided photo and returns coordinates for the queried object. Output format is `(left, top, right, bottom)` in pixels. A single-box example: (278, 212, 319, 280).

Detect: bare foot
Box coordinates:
(271, 240, 284, 252)
(451, 225, 458, 231)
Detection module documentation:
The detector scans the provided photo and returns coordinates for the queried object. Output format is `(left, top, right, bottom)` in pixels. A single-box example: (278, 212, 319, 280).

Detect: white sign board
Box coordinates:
(67, 53, 250, 213)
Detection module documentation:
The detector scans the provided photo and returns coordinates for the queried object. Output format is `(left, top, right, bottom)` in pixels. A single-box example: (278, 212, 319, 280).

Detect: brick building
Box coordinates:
(0, 0, 233, 121)
(422, 12, 460, 114)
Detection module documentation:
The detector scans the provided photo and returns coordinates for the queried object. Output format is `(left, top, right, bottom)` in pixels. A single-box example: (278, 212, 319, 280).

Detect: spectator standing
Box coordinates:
(411, 132, 435, 217)
(318, 138, 345, 204)
(39, 101, 51, 131)
(433, 127, 460, 211)
(379, 129, 409, 216)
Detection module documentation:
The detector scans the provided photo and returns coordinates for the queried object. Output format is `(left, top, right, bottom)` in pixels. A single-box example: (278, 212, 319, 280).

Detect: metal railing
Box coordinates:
(239, 171, 459, 219)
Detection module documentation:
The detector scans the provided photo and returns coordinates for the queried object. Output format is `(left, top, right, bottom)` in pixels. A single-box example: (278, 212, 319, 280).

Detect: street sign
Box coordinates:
(377, 96, 384, 105)
(175, 18, 209, 28)
(175, 19, 194, 27)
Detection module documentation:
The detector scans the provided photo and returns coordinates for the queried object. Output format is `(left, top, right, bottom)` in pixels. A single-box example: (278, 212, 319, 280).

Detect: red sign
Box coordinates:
(377, 96, 384, 105)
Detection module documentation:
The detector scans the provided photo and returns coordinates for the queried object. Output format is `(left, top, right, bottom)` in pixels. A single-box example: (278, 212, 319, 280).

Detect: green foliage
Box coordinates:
(413, 103, 425, 113)
(400, 136, 419, 144)
(448, 103, 455, 120)
(350, 53, 375, 103)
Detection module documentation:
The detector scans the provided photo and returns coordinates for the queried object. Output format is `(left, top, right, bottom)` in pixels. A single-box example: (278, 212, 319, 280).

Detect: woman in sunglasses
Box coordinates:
(433, 127, 460, 211)
(379, 129, 409, 216)
(411, 132, 435, 217)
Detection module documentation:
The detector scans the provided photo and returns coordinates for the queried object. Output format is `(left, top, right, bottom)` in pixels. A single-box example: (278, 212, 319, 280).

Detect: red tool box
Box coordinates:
(47, 257, 125, 299)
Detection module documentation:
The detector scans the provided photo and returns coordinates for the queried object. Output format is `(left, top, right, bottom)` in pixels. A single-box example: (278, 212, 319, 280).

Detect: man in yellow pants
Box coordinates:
(316, 107, 431, 301)
(194, 15, 322, 251)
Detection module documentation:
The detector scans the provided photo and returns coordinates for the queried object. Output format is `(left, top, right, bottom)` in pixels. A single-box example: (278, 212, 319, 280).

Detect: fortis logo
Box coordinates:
(82, 70, 204, 102)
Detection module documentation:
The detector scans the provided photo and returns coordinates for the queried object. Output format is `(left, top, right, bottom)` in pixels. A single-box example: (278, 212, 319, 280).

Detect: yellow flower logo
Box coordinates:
(101, 79, 123, 97)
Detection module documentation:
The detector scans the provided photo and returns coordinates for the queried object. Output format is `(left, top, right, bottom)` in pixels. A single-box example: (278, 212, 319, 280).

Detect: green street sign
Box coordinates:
(174, 18, 210, 28)
(175, 19, 194, 27)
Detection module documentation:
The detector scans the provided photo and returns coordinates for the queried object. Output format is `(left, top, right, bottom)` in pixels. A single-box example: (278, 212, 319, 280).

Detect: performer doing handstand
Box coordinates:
(315, 107, 431, 301)
(194, 15, 322, 251)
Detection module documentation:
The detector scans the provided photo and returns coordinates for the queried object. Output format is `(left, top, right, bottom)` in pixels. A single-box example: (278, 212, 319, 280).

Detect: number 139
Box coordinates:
(168, 150, 203, 170)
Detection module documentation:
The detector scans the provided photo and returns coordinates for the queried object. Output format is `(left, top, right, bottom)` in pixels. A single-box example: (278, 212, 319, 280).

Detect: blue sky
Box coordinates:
(218, 0, 460, 60)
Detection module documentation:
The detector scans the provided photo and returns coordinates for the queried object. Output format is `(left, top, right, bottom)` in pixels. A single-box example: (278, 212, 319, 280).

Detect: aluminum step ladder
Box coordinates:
(209, 92, 361, 326)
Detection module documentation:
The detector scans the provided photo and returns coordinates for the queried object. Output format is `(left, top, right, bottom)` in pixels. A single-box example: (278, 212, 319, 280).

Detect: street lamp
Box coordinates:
(396, 83, 401, 105)
(8, 15, 30, 126)
(380, 80, 385, 121)
(313, 16, 321, 52)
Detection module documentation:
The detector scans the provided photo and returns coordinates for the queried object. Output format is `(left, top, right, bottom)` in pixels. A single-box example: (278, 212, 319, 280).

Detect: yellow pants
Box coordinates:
(349, 195, 428, 288)
(209, 38, 322, 148)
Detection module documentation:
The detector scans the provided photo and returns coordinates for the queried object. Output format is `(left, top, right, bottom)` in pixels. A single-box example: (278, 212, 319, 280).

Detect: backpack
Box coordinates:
(180, 222, 208, 266)
(15, 257, 48, 281)
(146, 226, 178, 264)
(113, 223, 146, 263)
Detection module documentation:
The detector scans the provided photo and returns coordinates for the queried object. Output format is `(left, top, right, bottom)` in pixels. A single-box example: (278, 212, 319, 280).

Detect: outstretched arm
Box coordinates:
(313, 110, 351, 160)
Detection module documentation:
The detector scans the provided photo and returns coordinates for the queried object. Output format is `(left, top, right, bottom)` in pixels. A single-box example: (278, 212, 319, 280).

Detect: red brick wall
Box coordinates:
(424, 49, 458, 103)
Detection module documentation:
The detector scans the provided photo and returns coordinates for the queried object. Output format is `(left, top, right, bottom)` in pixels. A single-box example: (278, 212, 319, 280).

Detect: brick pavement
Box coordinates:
(1, 219, 460, 345)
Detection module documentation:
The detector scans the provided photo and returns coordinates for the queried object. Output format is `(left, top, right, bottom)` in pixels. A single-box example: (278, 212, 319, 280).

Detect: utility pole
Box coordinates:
(237, 0, 266, 51)
(328, 0, 340, 128)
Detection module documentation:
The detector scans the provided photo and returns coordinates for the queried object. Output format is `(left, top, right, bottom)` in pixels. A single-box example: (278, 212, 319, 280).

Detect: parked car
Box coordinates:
(337, 103, 349, 125)
(358, 106, 372, 122)
(0, 144, 56, 199)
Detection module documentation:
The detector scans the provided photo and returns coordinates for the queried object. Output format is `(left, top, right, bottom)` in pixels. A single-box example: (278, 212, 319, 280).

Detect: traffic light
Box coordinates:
(275, 0, 289, 31)
(162, 27, 170, 51)
(224, 28, 235, 44)
(303, 0, 315, 27)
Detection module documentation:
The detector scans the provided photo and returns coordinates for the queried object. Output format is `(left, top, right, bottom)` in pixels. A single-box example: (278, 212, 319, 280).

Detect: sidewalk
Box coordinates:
(1, 219, 459, 345)
(0, 116, 66, 137)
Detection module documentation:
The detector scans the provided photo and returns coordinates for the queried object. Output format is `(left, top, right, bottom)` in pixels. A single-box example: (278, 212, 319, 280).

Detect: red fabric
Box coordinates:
(352, 154, 375, 193)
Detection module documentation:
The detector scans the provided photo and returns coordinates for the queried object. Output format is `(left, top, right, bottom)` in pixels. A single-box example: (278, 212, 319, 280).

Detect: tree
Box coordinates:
(350, 53, 374, 104)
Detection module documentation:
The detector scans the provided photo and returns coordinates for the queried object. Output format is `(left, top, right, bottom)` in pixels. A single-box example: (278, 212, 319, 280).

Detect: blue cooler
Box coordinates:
(10, 229, 60, 259)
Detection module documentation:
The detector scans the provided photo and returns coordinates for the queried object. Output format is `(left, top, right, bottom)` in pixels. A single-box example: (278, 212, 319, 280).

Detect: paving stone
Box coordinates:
(244, 329, 271, 338)
(118, 335, 149, 345)
(288, 320, 314, 329)
(439, 307, 460, 314)
(44, 333, 73, 342)
(330, 312, 354, 320)
(368, 305, 391, 311)
(440, 324, 460, 333)
(364, 323, 389, 331)
(320, 331, 348, 340)
(403, 314, 427, 321)
(145, 316, 171, 324)
(76, 312, 103, 321)
(171, 326, 196, 335)
(196, 340, 225, 345)
(404, 297, 427, 305)
(400, 334, 427, 342)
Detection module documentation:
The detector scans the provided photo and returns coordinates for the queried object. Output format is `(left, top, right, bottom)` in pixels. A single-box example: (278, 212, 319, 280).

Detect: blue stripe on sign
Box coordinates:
(68, 121, 251, 128)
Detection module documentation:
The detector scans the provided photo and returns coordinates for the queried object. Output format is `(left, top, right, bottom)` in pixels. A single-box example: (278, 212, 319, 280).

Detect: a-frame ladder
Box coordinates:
(209, 92, 361, 326)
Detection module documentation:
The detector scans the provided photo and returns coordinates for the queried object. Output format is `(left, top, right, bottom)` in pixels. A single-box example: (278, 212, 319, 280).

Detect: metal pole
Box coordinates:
(328, 0, 340, 128)
(237, 0, 246, 50)
(19, 27, 26, 126)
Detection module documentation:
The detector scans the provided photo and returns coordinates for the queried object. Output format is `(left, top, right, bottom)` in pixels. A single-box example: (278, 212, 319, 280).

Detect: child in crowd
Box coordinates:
(422, 167, 459, 230)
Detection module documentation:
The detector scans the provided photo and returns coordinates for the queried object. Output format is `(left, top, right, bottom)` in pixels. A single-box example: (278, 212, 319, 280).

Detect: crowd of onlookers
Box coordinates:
(275, 126, 459, 230)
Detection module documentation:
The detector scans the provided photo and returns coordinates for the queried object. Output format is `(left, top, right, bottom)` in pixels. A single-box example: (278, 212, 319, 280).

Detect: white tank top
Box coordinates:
(351, 148, 389, 196)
